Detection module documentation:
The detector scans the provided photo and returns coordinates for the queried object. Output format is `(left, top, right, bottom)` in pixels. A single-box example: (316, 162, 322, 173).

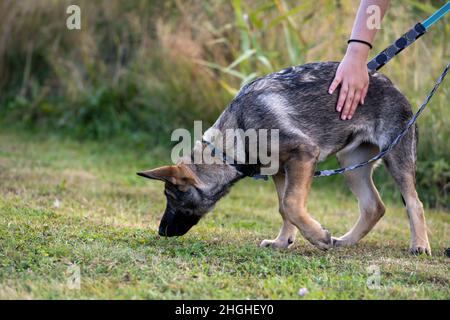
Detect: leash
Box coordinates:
(203, 2, 449, 180)
(368, 2, 449, 72)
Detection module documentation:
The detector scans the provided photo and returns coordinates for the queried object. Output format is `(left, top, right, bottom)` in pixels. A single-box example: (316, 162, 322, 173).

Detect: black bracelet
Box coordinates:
(347, 39, 373, 49)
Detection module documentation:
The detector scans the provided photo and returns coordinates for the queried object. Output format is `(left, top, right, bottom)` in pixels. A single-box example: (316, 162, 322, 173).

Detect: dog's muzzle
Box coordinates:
(158, 206, 201, 237)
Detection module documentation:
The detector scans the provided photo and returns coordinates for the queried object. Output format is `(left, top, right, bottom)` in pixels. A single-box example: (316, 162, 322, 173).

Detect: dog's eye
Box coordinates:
(180, 208, 193, 215)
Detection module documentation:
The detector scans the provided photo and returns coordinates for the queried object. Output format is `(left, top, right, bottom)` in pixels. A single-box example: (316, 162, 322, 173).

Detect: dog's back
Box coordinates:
(217, 61, 415, 162)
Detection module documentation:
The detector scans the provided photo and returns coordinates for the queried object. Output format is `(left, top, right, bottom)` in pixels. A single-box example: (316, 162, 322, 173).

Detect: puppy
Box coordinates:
(138, 62, 431, 255)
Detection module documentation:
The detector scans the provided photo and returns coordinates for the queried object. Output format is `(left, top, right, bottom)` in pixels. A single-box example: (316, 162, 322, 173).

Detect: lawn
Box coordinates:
(0, 131, 448, 299)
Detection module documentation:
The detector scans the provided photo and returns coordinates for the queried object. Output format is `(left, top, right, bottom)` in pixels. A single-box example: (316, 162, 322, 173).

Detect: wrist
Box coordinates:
(345, 42, 370, 60)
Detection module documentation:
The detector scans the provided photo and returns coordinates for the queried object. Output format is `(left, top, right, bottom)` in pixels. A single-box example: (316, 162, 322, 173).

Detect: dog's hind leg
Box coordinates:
(260, 173, 298, 249)
(383, 128, 431, 255)
(282, 145, 332, 250)
(333, 143, 386, 247)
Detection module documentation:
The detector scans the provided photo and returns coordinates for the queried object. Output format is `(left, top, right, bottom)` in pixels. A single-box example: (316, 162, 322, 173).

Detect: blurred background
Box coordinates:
(0, 0, 448, 208)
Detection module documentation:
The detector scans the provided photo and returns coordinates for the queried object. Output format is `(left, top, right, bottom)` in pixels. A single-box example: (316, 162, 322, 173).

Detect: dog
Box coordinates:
(138, 61, 431, 255)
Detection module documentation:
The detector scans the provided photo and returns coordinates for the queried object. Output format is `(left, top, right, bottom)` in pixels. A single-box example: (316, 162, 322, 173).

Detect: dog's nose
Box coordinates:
(159, 223, 178, 237)
(158, 224, 168, 236)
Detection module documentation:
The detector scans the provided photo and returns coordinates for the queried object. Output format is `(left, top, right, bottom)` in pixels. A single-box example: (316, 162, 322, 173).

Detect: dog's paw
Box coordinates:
(331, 236, 356, 248)
(300, 222, 333, 251)
(260, 238, 293, 249)
(410, 245, 431, 256)
(313, 229, 333, 250)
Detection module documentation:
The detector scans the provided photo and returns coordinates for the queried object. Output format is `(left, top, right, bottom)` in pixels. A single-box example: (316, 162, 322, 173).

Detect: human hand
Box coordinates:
(328, 43, 370, 120)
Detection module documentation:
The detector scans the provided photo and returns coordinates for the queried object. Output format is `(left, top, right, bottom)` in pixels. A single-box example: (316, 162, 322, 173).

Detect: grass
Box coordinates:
(0, 130, 448, 300)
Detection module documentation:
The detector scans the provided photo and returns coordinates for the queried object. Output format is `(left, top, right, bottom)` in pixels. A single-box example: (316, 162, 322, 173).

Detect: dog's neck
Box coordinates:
(195, 161, 244, 191)
(193, 115, 255, 200)
(185, 159, 245, 209)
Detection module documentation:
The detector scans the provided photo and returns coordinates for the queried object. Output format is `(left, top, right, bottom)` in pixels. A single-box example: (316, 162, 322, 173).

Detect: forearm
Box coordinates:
(329, 0, 391, 120)
(347, 0, 390, 59)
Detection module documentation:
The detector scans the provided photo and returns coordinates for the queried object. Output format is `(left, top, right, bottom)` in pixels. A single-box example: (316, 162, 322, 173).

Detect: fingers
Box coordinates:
(328, 76, 342, 95)
(360, 83, 369, 105)
(329, 65, 368, 120)
(347, 90, 361, 120)
(336, 82, 348, 112)
(340, 87, 355, 120)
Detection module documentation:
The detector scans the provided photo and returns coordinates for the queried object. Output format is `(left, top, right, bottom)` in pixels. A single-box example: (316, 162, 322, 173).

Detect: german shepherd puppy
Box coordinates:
(138, 62, 431, 255)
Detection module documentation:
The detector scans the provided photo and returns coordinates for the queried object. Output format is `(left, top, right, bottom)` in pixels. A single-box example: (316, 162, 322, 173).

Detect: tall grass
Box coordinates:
(0, 0, 448, 207)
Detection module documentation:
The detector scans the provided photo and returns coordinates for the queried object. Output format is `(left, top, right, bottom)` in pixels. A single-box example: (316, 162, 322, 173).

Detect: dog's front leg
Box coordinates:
(260, 173, 297, 249)
(282, 147, 332, 250)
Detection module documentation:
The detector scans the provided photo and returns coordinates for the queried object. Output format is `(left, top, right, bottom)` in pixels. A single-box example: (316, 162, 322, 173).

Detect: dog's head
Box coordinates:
(137, 164, 216, 237)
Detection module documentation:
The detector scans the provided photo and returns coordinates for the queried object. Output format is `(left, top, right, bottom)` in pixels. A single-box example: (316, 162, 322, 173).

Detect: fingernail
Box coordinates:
(328, 90, 333, 94)
(348, 115, 352, 119)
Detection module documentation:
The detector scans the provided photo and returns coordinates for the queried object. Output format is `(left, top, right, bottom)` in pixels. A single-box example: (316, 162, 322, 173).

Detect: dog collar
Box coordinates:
(201, 139, 268, 181)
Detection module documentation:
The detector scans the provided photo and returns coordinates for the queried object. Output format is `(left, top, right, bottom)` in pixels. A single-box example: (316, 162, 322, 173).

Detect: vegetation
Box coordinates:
(0, 131, 448, 299)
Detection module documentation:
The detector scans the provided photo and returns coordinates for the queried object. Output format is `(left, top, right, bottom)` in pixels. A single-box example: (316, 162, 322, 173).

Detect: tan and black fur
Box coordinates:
(138, 62, 431, 255)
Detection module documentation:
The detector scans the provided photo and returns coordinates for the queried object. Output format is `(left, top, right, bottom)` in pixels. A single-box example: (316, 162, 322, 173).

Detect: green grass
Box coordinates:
(0, 130, 448, 299)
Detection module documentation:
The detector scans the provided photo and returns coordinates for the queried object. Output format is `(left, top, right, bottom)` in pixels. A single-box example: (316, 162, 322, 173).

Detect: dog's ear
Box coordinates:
(137, 165, 200, 188)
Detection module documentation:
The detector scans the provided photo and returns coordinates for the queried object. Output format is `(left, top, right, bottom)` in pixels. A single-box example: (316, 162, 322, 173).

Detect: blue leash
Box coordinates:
(422, 1, 450, 29)
(368, 1, 449, 72)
